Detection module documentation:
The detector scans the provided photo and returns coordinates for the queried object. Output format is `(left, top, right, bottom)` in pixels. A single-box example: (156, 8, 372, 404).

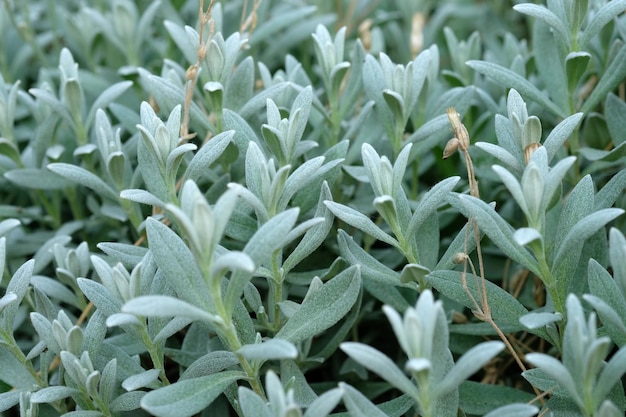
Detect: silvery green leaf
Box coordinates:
(165, 143, 197, 179)
(2, 259, 34, 330)
(222, 108, 261, 151)
(30, 312, 61, 353)
(578, 142, 626, 162)
(211, 251, 255, 278)
(519, 312, 562, 329)
(28, 87, 72, 124)
(399, 263, 430, 285)
(279, 156, 325, 206)
(122, 295, 217, 323)
(406, 176, 460, 242)
(595, 169, 626, 211)
(606, 94, 626, 146)
(238, 338, 298, 361)
(231, 185, 269, 223)
(593, 345, 626, 405)
(466, 60, 565, 118)
(581, 43, 626, 114)
(0, 390, 22, 412)
(153, 316, 193, 344)
(337, 230, 400, 285)
(594, 400, 622, 417)
(120, 189, 165, 208)
(0, 349, 37, 389)
(238, 82, 292, 120)
(224, 209, 299, 311)
(542, 113, 583, 163)
(181, 351, 238, 380)
(525, 353, 581, 405)
(513, 4, 569, 47)
(163, 21, 196, 64)
(48, 163, 118, 201)
(33, 235, 72, 275)
(456, 194, 540, 275)
(288, 86, 312, 146)
(340, 383, 390, 417)
(483, 404, 539, 417)
(30, 386, 80, 403)
(225, 56, 254, 110)
(580, 0, 626, 47)
(243, 208, 299, 267)
(98, 358, 117, 404)
(141, 371, 243, 417)
(77, 278, 121, 317)
(96, 243, 148, 269)
(184, 130, 234, 183)
(408, 49, 430, 108)
(250, 5, 316, 44)
(340, 343, 418, 398)
(282, 217, 325, 250)
(325, 201, 399, 248)
(0, 292, 17, 312)
(122, 369, 161, 391)
(427, 270, 531, 332)
(146, 217, 212, 310)
(4, 168, 70, 189)
(85, 81, 133, 130)
(138, 69, 213, 132)
(382, 89, 405, 128)
(283, 181, 333, 273)
(267, 165, 291, 211)
(475, 143, 521, 173)
(276, 265, 361, 343)
(584, 293, 626, 347)
(0, 219, 20, 237)
(245, 141, 269, 201)
(238, 387, 272, 417)
(61, 411, 104, 417)
(565, 52, 591, 93)
(552, 208, 624, 275)
(513, 227, 542, 247)
(110, 391, 145, 412)
(105, 313, 141, 327)
(303, 387, 342, 417)
(280, 359, 317, 406)
(609, 229, 626, 295)
(363, 55, 393, 135)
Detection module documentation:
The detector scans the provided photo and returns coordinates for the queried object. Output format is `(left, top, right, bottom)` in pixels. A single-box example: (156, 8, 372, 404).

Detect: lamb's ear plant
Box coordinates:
(0, 0, 625, 416)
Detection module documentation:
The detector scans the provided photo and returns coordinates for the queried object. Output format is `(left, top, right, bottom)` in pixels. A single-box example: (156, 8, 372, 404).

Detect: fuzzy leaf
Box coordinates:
(31, 386, 80, 403)
(47, 163, 119, 200)
(466, 60, 565, 117)
(237, 339, 298, 361)
(340, 383, 391, 417)
(340, 343, 419, 399)
(184, 130, 234, 183)
(426, 270, 531, 332)
(122, 295, 218, 323)
(436, 341, 504, 395)
(455, 194, 541, 275)
(276, 265, 361, 343)
(325, 201, 399, 247)
(141, 371, 243, 417)
(145, 218, 212, 310)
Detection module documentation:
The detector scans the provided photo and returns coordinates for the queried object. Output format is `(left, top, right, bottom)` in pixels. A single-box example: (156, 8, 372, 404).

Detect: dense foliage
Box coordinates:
(0, 0, 625, 416)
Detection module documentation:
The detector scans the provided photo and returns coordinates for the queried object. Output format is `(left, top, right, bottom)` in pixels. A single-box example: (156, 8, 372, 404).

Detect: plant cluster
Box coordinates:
(0, 0, 625, 416)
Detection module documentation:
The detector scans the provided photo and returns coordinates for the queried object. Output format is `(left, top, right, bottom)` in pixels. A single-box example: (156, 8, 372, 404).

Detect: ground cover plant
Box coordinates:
(0, 0, 625, 416)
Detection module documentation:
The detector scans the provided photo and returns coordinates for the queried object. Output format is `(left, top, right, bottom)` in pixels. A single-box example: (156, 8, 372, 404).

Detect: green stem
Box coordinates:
(139, 326, 170, 385)
(201, 261, 266, 400)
